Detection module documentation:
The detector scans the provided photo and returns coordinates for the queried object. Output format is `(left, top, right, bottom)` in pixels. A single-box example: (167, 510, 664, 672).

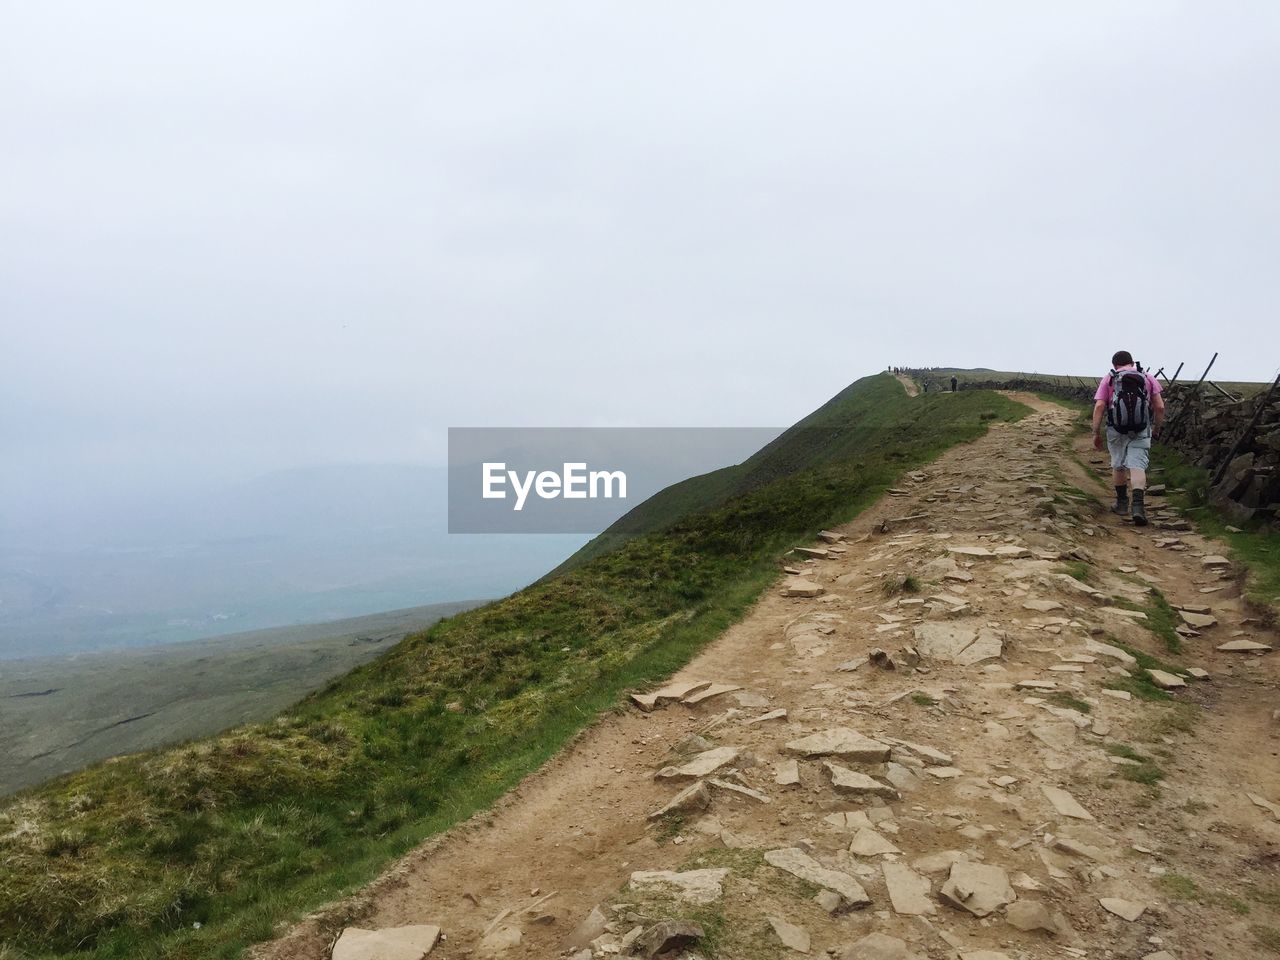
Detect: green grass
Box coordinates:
(1157, 872, 1250, 914)
(1059, 560, 1092, 583)
(1104, 743, 1166, 785)
(882, 573, 920, 596)
(1151, 446, 1280, 617)
(911, 693, 938, 707)
(1048, 692, 1091, 714)
(1101, 636, 1192, 703)
(0, 374, 1029, 960)
(1105, 586, 1185, 654)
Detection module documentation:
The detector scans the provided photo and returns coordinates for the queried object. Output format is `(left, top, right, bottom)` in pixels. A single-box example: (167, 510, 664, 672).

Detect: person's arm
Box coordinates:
(1092, 399, 1107, 449)
(1151, 393, 1166, 437)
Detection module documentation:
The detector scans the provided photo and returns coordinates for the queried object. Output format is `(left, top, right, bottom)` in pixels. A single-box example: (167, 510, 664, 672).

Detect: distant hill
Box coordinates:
(0, 600, 482, 797)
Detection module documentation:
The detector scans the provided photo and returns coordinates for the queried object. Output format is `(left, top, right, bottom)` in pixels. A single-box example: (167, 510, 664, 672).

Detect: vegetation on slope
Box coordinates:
(1151, 446, 1280, 615)
(0, 374, 1028, 960)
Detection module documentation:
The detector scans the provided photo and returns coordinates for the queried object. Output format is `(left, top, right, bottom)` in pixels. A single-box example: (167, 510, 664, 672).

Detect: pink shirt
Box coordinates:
(1095, 365, 1162, 404)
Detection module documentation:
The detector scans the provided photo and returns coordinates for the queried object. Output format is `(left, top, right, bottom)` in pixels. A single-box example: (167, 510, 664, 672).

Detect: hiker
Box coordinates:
(950, 376, 958, 393)
(1092, 350, 1165, 526)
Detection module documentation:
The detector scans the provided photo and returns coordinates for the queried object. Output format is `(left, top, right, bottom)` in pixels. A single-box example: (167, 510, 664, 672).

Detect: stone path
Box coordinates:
(257, 395, 1280, 960)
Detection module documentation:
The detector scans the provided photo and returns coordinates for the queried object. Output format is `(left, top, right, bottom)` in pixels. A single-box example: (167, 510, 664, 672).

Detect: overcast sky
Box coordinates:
(4, 2, 1279, 509)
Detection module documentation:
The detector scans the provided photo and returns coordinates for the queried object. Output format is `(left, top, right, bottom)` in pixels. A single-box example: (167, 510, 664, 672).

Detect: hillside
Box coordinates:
(0, 373, 1029, 960)
(0, 600, 481, 797)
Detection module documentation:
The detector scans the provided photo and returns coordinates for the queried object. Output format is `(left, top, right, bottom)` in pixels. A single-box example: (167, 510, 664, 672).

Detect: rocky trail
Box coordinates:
(259, 395, 1280, 960)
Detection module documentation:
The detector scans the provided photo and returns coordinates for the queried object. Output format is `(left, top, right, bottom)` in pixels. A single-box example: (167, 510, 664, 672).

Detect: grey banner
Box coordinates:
(448, 427, 783, 533)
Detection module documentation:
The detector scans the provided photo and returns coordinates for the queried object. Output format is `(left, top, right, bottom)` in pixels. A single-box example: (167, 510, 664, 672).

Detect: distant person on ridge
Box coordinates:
(1092, 350, 1164, 526)
(951, 376, 958, 393)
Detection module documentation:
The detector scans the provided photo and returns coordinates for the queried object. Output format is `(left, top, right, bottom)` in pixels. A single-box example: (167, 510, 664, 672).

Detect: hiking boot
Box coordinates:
(1112, 491, 1130, 516)
(1131, 489, 1148, 526)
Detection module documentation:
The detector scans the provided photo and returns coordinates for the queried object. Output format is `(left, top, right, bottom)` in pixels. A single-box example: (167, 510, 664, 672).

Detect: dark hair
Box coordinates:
(1112, 350, 1133, 367)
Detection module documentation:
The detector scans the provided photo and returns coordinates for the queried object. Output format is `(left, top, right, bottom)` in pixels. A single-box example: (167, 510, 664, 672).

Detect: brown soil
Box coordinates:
(256, 393, 1280, 960)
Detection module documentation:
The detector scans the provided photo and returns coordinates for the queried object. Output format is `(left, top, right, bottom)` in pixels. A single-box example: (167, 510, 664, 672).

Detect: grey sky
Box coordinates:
(4, 2, 1279, 504)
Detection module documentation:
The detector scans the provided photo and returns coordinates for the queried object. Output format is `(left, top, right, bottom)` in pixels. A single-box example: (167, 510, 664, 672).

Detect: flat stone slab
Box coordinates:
(882, 861, 935, 915)
(629, 868, 730, 905)
(1218, 638, 1272, 652)
(1179, 610, 1218, 629)
(1005, 900, 1058, 934)
(766, 916, 810, 953)
(1099, 897, 1147, 921)
(631, 680, 712, 711)
(333, 925, 443, 960)
(794, 547, 831, 558)
(1146, 669, 1186, 690)
(783, 579, 825, 598)
(683, 683, 743, 704)
(745, 708, 788, 725)
(948, 546, 994, 558)
(914, 621, 1003, 665)
(1023, 598, 1064, 612)
(1085, 639, 1136, 664)
(1015, 680, 1057, 690)
(939, 861, 1015, 917)
(708, 778, 770, 804)
(849, 827, 901, 856)
(764, 847, 871, 906)
(1202, 555, 1231, 568)
(785, 728, 891, 762)
(993, 545, 1031, 558)
(824, 761, 898, 798)
(1041, 784, 1094, 821)
(655, 747, 740, 781)
(1247, 793, 1280, 819)
(823, 810, 873, 830)
(648, 781, 712, 820)
(884, 737, 952, 765)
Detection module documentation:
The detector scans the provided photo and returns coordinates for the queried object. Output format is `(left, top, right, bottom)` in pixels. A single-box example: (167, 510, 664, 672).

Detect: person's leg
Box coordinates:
(1107, 432, 1130, 515)
(1128, 441, 1151, 526)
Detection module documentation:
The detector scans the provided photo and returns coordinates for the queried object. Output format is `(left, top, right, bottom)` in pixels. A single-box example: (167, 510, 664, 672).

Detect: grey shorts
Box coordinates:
(1107, 427, 1152, 471)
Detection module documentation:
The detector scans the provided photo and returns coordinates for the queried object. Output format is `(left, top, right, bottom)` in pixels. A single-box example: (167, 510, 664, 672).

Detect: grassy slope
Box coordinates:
(0, 374, 1029, 960)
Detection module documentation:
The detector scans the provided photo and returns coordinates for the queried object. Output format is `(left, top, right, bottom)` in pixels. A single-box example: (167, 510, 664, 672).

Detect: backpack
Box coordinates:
(1106, 368, 1151, 434)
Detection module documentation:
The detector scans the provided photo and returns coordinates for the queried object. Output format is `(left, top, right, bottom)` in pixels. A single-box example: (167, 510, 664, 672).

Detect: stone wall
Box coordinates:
(1160, 384, 1280, 524)
(901, 369, 1280, 523)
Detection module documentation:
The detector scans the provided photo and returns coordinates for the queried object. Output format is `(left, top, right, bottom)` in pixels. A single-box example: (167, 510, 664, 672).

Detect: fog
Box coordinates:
(3, 2, 1278, 653)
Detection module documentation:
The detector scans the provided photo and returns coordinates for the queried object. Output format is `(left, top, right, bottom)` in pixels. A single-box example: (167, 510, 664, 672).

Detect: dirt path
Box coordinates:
(894, 373, 920, 397)
(260, 394, 1280, 960)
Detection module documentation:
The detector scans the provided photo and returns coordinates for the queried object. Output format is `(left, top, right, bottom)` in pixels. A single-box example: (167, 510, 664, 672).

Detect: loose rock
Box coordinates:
(786, 728, 891, 762)
(636, 920, 704, 957)
(1099, 897, 1147, 921)
(881, 861, 935, 915)
(332, 925, 443, 960)
(824, 761, 899, 798)
(628, 868, 729, 905)
(939, 861, 1016, 917)
(766, 915, 811, 953)
(764, 847, 871, 905)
